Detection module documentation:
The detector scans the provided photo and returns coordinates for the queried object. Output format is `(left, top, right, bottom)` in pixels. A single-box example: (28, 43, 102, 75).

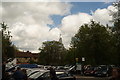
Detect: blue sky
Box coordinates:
(50, 2, 112, 28)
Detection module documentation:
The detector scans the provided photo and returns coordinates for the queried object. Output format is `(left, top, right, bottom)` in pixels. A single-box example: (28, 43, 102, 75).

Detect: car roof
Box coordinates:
(28, 70, 49, 79)
(27, 69, 48, 76)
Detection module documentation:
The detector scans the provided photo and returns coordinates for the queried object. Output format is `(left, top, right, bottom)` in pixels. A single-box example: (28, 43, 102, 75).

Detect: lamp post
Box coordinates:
(81, 57, 85, 75)
(73, 49, 76, 65)
(82, 57, 85, 66)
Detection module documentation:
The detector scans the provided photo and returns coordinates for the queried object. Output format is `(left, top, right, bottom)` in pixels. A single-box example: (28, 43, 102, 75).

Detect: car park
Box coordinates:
(28, 70, 76, 80)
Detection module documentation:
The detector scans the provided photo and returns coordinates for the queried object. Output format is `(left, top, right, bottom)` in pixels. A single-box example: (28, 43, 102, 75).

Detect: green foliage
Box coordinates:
(29, 59, 38, 64)
(1, 22, 15, 62)
(39, 41, 66, 65)
(65, 48, 75, 65)
(111, 1, 120, 65)
(70, 21, 112, 65)
(112, 19, 120, 65)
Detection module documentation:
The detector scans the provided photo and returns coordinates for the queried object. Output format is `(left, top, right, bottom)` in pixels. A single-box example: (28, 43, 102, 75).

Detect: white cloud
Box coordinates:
(0, 4, 5, 22)
(2, 2, 115, 52)
(60, 5, 115, 48)
(3, 2, 72, 25)
(107, 5, 118, 12)
(2, 0, 115, 2)
(48, 27, 62, 40)
(61, 13, 92, 35)
(2, 2, 72, 52)
(92, 8, 112, 25)
(60, 13, 92, 48)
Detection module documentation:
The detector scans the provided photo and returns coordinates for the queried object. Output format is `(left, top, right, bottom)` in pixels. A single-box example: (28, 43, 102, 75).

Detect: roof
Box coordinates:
(15, 51, 39, 58)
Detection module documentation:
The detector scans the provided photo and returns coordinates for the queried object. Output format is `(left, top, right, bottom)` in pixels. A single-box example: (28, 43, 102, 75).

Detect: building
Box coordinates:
(15, 51, 39, 64)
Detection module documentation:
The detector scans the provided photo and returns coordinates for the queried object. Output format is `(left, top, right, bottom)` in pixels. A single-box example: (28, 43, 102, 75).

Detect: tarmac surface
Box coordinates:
(75, 75, 111, 80)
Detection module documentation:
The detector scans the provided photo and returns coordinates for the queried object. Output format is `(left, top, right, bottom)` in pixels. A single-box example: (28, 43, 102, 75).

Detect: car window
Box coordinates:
(29, 71, 44, 79)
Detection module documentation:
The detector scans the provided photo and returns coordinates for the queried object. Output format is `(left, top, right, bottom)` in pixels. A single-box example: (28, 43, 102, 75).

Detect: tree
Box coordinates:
(111, 1, 120, 65)
(1, 22, 15, 62)
(39, 41, 66, 65)
(65, 48, 75, 65)
(70, 21, 112, 65)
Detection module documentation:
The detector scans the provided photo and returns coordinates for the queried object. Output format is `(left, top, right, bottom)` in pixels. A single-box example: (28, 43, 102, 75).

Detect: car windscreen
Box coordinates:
(29, 71, 44, 79)
(28, 71, 40, 77)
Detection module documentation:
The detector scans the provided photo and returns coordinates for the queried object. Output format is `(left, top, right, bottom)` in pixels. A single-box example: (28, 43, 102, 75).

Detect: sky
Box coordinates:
(1, 1, 118, 53)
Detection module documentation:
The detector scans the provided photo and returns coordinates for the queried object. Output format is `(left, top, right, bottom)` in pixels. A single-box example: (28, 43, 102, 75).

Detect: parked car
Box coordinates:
(56, 71, 76, 80)
(28, 70, 76, 80)
(67, 66, 76, 74)
(27, 69, 45, 77)
(84, 66, 97, 76)
(94, 65, 113, 77)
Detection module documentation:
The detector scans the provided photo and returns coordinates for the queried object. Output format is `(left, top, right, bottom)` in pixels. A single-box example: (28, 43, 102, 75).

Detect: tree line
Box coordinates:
(1, 20, 120, 65)
(68, 20, 120, 65)
(39, 20, 120, 66)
